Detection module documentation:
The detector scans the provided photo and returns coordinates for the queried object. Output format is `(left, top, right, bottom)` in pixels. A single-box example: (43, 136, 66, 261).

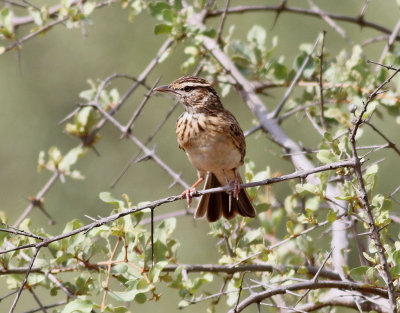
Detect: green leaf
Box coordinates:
(247, 25, 266, 48)
(28, 7, 43, 26)
(296, 183, 319, 196)
(149, 2, 172, 19)
(363, 252, 376, 264)
(226, 280, 239, 306)
(134, 292, 147, 304)
(366, 267, 377, 281)
(0, 46, 5, 55)
(184, 46, 199, 56)
(110, 288, 138, 302)
(323, 132, 333, 142)
(272, 62, 287, 81)
(99, 192, 124, 208)
(202, 28, 216, 38)
(173, 0, 183, 10)
(178, 300, 190, 309)
(59, 146, 87, 172)
(110, 278, 151, 302)
(316, 149, 339, 164)
(293, 51, 315, 79)
(286, 220, 294, 235)
(366, 164, 378, 176)
(61, 298, 92, 313)
(392, 250, 400, 263)
(242, 229, 262, 244)
(76, 106, 95, 128)
(327, 209, 337, 223)
(83, 1, 96, 15)
(231, 40, 252, 61)
(162, 9, 174, 23)
(149, 261, 168, 282)
(154, 24, 172, 35)
(48, 146, 62, 165)
(349, 266, 368, 281)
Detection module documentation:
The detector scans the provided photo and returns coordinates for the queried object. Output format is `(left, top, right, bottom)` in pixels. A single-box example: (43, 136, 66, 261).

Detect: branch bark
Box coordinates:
(229, 280, 395, 313)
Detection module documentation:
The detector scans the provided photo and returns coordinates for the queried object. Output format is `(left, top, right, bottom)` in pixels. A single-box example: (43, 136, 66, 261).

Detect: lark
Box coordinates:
(154, 76, 256, 222)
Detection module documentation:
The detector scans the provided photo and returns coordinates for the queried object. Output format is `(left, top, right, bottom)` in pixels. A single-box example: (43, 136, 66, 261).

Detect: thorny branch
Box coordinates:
(348, 64, 400, 313)
(2, 37, 175, 312)
(2, 1, 400, 312)
(207, 4, 400, 40)
(230, 280, 394, 313)
(1, 159, 356, 256)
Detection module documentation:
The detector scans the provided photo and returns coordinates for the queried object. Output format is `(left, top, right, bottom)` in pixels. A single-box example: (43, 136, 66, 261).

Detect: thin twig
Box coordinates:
(377, 17, 400, 67)
(270, 34, 321, 118)
(151, 208, 154, 267)
(27, 288, 47, 313)
(101, 237, 121, 310)
(317, 30, 328, 131)
(307, 0, 352, 45)
(234, 272, 246, 312)
(20, 301, 67, 313)
(349, 62, 400, 313)
(305, 109, 324, 136)
(9, 248, 41, 313)
(294, 249, 333, 306)
(14, 171, 59, 227)
(110, 101, 179, 188)
(364, 121, 400, 156)
(0, 224, 46, 240)
(1, 160, 355, 256)
(122, 77, 161, 136)
(230, 280, 393, 313)
(216, 0, 230, 44)
(206, 5, 400, 40)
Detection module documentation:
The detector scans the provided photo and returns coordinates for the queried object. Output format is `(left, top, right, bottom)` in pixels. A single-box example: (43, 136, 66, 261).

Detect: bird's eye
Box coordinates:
(183, 86, 192, 92)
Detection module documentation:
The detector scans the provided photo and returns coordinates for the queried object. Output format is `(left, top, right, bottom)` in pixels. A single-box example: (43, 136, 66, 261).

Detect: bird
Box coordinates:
(154, 76, 256, 222)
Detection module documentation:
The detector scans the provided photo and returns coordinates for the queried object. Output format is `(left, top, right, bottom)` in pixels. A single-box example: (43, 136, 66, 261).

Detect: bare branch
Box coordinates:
(229, 280, 394, 313)
(206, 5, 400, 40)
(27, 289, 46, 313)
(9, 248, 41, 313)
(216, 0, 230, 44)
(270, 34, 320, 119)
(307, 1, 352, 45)
(296, 294, 386, 313)
(377, 17, 400, 66)
(349, 62, 400, 313)
(1, 160, 355, 257)
(20, 301, 67, 313)
(0, 224, 46, 240)
(317, 30, 328, 131)
(14, 171, 59, 227)
(365, 121, 400, 156)
(121, 77, 161, 136)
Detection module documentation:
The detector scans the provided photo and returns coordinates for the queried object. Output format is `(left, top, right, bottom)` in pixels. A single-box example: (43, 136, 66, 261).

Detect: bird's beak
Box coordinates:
(153, 85, 178, 95)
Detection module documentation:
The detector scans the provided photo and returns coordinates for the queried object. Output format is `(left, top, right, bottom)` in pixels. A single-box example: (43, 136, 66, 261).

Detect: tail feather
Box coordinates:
(195, 173, 256, 222)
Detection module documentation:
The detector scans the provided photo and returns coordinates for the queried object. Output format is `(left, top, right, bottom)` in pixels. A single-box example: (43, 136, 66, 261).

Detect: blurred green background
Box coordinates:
(1, 0, 400, 311)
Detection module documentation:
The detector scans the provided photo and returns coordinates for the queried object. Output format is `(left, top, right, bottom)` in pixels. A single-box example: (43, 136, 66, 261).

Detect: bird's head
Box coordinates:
(154, 76, 223, 114)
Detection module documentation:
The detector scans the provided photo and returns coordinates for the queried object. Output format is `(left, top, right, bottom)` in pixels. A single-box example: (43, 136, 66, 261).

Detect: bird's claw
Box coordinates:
(181, 188, 196, 207)
(233, 177, 240, 200)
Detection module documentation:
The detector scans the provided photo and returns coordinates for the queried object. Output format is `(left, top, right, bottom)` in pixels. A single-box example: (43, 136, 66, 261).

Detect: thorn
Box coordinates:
(168, 173, 183, 189)
(84, 215, 96, 221)
(135, 145, 156, 164)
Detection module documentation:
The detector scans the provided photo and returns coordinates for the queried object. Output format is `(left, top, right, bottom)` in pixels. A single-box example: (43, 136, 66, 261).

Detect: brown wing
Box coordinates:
(219, 110, 246, 163)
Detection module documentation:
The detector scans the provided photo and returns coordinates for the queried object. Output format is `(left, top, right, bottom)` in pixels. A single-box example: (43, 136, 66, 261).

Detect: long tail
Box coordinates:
(195, 173, 256, 222)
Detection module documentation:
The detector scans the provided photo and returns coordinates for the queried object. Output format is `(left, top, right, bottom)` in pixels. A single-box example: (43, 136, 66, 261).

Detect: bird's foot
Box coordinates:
(233, 177, 240, 200)
(181, 177, 204, 208)
(181, 187, 196, 207)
